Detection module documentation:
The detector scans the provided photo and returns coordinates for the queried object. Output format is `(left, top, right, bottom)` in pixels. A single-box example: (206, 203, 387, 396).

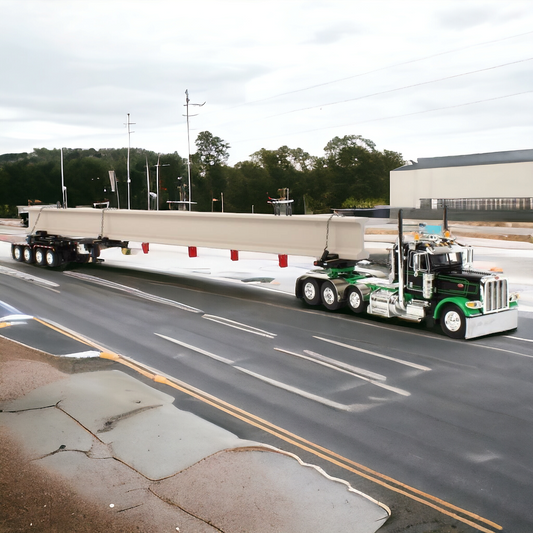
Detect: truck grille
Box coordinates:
(483, 278, 509, 313)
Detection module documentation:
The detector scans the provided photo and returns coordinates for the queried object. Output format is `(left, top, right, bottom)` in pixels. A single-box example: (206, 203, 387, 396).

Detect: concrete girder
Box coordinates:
(25, 207, 368, 261)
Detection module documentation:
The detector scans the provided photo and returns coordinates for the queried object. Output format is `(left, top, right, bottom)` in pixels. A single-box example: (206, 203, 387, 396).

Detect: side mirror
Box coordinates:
(463, 247, 474, 268)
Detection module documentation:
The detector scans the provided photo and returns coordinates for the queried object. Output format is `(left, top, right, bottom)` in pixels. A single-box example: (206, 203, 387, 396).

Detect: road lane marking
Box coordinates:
(233, 366, 355, 410)
(202, 314, 276, 338)
(156, 333, 357, 410)
(64, 271, 202, 313)
(504, 335, 533, 343)
(0, 265, 60, 292)
(277, 347, 411, 396)
(301, 349, 386, 381)
(154, 333, 235, 364)
(472, 343, 533, 359)
(314, 336, 431, 371)
(102, 351, 501, 533)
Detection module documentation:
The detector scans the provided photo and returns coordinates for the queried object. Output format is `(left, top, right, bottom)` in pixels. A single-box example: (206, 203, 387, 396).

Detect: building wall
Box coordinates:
(390, 161, 533, 208)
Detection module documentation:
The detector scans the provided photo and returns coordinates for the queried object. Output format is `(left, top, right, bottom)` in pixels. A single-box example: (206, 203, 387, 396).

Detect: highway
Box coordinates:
(1, 240, 533, 532)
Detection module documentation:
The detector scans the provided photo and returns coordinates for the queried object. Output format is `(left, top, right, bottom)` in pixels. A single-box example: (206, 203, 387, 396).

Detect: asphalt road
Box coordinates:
(1, 250, 533, 533)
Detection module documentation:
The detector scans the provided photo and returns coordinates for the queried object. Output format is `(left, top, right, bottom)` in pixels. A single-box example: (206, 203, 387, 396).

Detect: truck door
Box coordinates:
(407, 251, 429, 294)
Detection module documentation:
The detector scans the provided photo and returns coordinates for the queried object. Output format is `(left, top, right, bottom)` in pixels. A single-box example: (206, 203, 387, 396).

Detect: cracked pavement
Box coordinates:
(0, 339, 390, 532)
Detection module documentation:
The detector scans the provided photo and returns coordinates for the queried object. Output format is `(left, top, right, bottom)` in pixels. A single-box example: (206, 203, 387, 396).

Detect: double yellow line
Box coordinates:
(28, 318, 502, 533)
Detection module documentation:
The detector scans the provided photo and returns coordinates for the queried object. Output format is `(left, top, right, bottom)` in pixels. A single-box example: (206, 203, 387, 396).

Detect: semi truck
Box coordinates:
(11, 206, 518, 340)
(296, 210, 518, 339)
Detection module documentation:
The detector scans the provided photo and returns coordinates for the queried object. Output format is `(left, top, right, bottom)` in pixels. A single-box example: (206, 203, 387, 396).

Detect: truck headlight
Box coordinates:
(465, 301, 483, 309)
(509, 292, 519, 303)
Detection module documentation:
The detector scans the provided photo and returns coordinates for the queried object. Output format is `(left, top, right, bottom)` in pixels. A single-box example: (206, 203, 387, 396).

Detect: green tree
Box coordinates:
(193, 131, 231, 211)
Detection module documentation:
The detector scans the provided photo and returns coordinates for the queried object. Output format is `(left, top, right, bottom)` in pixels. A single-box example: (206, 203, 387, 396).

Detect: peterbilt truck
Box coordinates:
(296, 211, 518, 339)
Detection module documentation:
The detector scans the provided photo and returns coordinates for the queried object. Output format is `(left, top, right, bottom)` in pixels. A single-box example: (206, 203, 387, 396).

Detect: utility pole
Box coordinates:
(125, 113, 135, 209)
(154, 154, 170, 211)
(183, 90, 205, 211)
(60, 148, 68, 208)
(146, 156, 150, 210)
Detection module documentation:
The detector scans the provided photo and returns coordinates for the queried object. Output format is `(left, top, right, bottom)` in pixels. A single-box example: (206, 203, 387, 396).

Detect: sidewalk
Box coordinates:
(0, 336, 390, 533)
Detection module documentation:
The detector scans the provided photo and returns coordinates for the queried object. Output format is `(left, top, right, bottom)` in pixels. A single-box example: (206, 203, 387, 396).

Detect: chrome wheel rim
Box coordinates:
(323, 286, 335, 306)
(444, 310, 462, 332)
(349, 291, 361, 308)
(304, 282, 316, 301)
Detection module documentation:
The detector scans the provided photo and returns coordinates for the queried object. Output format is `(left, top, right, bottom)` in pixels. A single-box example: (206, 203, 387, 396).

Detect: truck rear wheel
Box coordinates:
(35, 248, 46, 266)
(440, 304, 466, 339)
(321, 281, 342, 311)
(12, 245, 24, 262)
(346, 286, 366, 314)
(23, 246, 34, 263)
(302, 278, 321, 306)
(45, 249, 59, 267)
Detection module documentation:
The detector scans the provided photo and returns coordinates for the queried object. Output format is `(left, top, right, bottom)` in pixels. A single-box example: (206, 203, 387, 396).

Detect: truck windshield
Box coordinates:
(430, 252, 462, 269)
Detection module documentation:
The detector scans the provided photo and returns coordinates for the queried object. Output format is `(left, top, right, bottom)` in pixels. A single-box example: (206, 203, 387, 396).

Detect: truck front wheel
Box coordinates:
(440, 304, 466, 339)
(302, 278, 321, 306)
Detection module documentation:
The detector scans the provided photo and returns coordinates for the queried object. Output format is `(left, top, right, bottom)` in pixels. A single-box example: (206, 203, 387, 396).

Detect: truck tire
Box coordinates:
(45, 249, 59, 267)
(346, 286, 366, 314)
(321, 281, 342, 311)
(301, 278, 321, 306)
(12, 245, 24, 262)
(35, 248, 46, 266)
(440, 304, 466, 339)
(23, 246, 34, 264)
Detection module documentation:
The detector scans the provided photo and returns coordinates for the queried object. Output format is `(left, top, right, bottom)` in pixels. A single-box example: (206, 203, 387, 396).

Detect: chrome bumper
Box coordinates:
(465, 308, 518, 339)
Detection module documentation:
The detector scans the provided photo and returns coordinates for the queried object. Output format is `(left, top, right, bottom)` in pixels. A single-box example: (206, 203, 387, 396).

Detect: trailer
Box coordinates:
(12, 206, 368, 267)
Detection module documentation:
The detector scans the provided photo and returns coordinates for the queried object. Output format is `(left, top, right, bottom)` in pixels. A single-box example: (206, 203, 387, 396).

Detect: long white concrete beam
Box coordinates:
(26, 207, 368, 261)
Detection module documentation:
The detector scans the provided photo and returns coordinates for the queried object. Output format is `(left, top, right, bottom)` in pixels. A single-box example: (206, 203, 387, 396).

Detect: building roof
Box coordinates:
(393, 148, 533, 171)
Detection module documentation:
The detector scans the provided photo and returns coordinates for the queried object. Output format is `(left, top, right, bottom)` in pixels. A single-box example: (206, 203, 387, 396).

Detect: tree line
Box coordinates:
(0, 133, 404, 217)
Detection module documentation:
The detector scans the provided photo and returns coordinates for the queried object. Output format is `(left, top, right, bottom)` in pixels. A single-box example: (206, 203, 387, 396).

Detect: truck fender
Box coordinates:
(328, 278, 350, 301)
(433, 297, 480, 320)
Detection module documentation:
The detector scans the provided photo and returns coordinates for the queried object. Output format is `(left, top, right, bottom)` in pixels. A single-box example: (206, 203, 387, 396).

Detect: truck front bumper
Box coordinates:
(465, 308, 518, 339)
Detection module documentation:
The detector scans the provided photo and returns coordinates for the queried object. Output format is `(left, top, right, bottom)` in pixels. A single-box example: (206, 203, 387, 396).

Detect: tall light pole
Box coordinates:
(125, 113, 135, 209)
(184, 90, 205, 211)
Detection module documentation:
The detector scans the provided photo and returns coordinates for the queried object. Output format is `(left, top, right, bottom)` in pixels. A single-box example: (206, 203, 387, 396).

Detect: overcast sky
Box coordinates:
(1, 0, 532, 165)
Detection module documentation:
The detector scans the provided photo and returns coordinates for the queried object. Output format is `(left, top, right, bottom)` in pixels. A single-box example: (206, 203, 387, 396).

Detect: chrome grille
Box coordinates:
(483, 278, 509, 313)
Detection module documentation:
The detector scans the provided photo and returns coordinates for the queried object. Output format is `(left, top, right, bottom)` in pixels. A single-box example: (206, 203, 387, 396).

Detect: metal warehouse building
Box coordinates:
(390, 149, 533, 212)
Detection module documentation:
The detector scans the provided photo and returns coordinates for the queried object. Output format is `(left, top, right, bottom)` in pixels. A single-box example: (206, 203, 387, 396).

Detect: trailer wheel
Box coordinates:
(45, 249, 59, 267)
(12, 245, 24, 262)
(440, 304, 466, 339)
(301, 278, 321, 306)
(346, 286, 366, 314)
(321, 281, 342, 311)
(35, 248, 46, 266)
(23, 246, 34, 263)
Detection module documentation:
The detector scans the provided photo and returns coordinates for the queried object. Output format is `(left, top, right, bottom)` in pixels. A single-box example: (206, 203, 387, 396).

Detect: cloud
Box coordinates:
(0, 0, 532, 164)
